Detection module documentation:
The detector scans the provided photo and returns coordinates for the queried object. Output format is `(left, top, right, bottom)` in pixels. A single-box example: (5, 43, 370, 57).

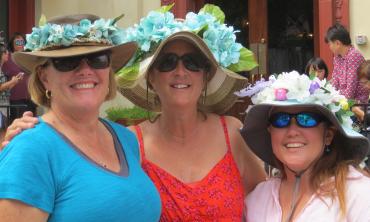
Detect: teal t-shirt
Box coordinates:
(0, 118, 161, 222)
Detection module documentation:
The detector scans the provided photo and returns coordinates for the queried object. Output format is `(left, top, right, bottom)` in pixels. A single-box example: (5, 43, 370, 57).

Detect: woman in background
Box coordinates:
(2, 32, 36, 124)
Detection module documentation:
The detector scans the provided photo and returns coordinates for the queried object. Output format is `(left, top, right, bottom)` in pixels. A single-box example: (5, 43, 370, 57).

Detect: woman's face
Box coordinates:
(149, 40, 208, 110)
(359, 77, 370, 90)
(13, 36, 25, 52)
(268, 107, 336, 173)
(39, 52, 111, 113)
(309, 66, 326, 80)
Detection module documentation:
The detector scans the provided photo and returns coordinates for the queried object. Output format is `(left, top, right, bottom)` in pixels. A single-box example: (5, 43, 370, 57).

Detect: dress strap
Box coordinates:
(133, 125, 146, 159)
(220, 116, 232, 152)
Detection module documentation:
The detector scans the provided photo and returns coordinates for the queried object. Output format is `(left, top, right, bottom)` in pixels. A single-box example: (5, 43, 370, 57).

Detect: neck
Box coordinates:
(339, 45, 351, 57)
(43, 106, 100, 133)
(158, 107, 203, 144)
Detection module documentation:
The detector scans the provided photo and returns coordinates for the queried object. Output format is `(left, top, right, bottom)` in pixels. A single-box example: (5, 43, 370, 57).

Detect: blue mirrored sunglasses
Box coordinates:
(269, 112, 325, 128)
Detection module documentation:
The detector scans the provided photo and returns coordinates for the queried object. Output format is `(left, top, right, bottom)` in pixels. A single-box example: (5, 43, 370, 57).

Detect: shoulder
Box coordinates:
(102, 119, 137, 141)
(246, 178, 280, 207)
(102, 119, 139, 155)
(346, 167, 370, 195)
(345, 167, 370, 217)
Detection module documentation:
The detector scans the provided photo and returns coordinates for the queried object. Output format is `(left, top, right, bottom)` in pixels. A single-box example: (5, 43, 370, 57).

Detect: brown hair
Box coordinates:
(28, 62, 117, 108)
(358, 60, 370, 80)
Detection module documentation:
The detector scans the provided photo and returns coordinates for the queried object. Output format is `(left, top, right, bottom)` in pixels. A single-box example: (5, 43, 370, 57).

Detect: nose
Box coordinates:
(286, 118, 301, 137)
(174, 60, 189, 76)
(75, 59, 93, 75)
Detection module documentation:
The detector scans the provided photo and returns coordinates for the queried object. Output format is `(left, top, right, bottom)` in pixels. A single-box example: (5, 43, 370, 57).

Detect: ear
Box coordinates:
(37, 66, 50, 90)
(324, 125, 336, 145)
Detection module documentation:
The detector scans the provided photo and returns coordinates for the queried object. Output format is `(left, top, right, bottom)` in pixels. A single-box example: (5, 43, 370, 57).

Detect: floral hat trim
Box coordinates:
(235, 71, 355, 129)
(116, 4, 258, 83)
(25, 15, 128, 51)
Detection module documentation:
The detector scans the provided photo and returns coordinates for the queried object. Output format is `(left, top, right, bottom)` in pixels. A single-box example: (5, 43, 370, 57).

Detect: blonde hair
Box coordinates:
(28, 62, 117, 108)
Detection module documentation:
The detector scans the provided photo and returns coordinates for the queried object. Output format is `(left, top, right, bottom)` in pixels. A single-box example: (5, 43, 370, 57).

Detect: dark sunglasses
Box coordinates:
(15, 39, 25, 46)
(269, 112, 325, 128)
(50, 52, 111, 72)
(154, 53, 209, 72)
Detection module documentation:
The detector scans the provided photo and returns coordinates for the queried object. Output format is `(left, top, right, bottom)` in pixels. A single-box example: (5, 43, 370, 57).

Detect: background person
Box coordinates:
(239, 71, 370, 221)
(0, 42, 23, 141)
(304, 57, 328, 80)
(2, 32, 36, 124)
(352, 60, 370, 123)
(325, 23, 368, 104)
(0, 14, 161, 221)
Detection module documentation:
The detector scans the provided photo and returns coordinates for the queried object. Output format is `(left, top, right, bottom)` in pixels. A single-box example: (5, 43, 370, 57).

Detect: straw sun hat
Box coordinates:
(13, 14, 137, 74)
(116, 4, 258, 114)
(236, 71, 370, 167)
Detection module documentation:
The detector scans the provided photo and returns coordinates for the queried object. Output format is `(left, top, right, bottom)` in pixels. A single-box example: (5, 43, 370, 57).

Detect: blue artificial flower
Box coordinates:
(184, 12, 216, 30)
(203, 23, 241, 67)
(134, 11, 182, 51)
(78, 19, 92, 35)
(61, 24, 77, 46)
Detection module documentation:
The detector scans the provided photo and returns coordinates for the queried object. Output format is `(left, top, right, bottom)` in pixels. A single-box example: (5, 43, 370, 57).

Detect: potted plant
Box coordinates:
(105, 106, 156, 126)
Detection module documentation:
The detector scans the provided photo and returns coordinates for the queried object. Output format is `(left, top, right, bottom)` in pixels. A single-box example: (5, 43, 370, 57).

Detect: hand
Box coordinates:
(1, 111, 38, 149)
(10, 72, 24, 83)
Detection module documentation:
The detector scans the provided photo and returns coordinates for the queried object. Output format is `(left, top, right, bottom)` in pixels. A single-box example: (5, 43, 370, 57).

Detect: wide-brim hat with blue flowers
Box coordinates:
(115, 4, 258, 114)
(236, 71, 369, 167)
(13, 14, 137, 74)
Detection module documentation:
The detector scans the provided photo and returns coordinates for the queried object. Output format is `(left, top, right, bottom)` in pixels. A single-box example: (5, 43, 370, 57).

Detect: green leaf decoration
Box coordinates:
(112, 13, 125, 25)
(116, 62, 140, 81)
(157, 3, 174, 13)
(309, 73, 316, 80)
(227, 47, 258, 72)
(38, 14, 47, 26)
(199, 4, 225, 24)
(347, 99, 356, 108)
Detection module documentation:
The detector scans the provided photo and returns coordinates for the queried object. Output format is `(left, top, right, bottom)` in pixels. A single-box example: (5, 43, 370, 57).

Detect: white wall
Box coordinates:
(350, 0, 370, 60)
(37, 0, 160, 28)
(35, 0, 160, 117)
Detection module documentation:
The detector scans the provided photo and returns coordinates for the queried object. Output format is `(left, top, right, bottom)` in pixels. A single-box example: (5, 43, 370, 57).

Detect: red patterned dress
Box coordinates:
(134, 116, 245, 221)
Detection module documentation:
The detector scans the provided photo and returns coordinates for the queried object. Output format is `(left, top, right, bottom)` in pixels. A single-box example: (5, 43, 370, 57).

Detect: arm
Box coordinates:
(1, 111, 39, 148)
(225, 116, 267, 195)
(0, 72, 23, 92)
(0, 200, 48, 222)
(352, 106, 365, 122)
(342, 52, 365, 99)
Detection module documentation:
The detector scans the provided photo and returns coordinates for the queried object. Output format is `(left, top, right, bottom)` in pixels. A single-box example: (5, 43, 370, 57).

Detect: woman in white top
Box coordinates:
(238, 71, 370, 222)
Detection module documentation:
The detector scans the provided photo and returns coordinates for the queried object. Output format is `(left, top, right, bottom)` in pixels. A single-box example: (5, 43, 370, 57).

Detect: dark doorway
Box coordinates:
(268, 0, 314, 74)
(0, 0, 9, 40)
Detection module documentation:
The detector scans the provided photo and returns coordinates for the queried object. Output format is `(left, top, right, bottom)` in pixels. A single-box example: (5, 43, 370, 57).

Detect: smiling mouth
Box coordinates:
(72, 83, 96, 89)
(285, 143, 305, 149)
(171, 84, 190, 89)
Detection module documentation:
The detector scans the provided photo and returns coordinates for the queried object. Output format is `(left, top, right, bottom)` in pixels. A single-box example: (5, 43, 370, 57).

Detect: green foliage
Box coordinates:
(105, 106, 155, 122)
(200, 4, 225, 24)
(227, 47, 258, 72)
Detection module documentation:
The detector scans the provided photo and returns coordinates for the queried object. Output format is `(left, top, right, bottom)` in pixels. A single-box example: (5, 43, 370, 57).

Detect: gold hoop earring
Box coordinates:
(45, 90, 51, 99)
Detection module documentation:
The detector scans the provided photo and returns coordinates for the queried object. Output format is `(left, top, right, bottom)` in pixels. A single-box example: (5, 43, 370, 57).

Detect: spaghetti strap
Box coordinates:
(220, 116, 232, 152)
(134, 125, 146, 159)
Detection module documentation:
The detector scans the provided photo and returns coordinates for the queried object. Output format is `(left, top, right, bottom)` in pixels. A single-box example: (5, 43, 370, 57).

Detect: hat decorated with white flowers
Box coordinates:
(116, 4, 258, 114)
(236, 71, 369, 167)
(13, 14, 137, 74)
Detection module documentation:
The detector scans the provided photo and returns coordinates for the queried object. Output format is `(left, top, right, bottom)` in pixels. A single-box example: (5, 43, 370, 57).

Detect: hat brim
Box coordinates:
(13, 42, 138, 73)
(240, 101, 370, 167)
(118, 31, 247, 114)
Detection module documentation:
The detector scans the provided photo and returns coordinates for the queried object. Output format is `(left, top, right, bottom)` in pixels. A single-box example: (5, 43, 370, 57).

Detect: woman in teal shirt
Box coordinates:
(0, 14, 161, 222)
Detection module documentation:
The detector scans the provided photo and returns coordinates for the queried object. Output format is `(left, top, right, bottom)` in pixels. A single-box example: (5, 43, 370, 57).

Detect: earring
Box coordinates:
(45, 90, 51, 99)
(324, 145, 331, 154)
